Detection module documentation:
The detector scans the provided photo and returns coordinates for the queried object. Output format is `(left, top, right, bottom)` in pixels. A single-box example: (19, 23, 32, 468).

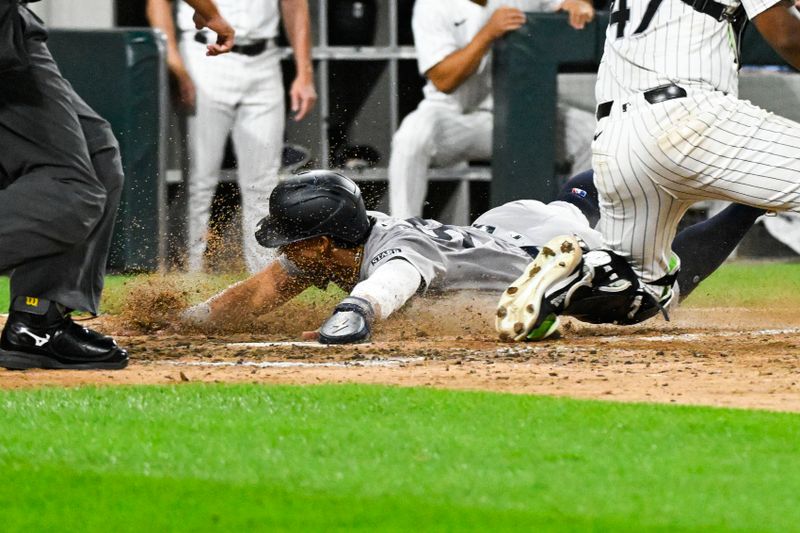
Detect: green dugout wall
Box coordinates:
(47, 29, 165, 271)
(492, 12, 789, 206)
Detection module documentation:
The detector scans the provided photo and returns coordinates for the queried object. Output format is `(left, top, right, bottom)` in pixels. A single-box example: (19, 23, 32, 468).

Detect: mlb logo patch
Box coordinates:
(571, 188, 588, 198)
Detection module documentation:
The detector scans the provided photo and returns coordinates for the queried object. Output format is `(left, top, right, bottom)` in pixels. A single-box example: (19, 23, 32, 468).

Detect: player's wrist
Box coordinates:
(318, 296, 375, 344)
(294, 63, 314, 83)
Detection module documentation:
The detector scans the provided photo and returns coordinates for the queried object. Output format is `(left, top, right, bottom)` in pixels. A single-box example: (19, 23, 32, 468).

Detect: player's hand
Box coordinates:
(483, 7, 527, 41)
(301, 329, 320, 341)
(317, 297, 374, 344)
(289, 75, 317, 122)
(557, 0, 595, 30)
(193, 11, 235, 55)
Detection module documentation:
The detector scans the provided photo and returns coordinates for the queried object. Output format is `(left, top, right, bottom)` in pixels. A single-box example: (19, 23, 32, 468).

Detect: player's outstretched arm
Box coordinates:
(182, 259, 312, 328)
(752, 0, 800, 69)
(313, 259, 423, 344)
(426, 7, 526, 94)
(280, 0, 317, 121)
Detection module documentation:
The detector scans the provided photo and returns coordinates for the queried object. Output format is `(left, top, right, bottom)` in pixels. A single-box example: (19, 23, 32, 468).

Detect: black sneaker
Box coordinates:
(0, 297, 128, 370)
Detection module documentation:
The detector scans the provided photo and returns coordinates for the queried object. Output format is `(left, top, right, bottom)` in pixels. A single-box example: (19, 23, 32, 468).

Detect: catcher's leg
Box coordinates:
(496, 236, 678, 342)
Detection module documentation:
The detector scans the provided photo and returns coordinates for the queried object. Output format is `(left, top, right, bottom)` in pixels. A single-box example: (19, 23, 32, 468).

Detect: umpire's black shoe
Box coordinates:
(0, 297, 128, 370)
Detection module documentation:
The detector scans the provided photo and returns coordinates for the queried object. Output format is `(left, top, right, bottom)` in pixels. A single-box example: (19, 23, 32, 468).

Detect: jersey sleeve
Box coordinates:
(412, 0, 461, 75)
(741, 0, 784, 19)
(361, 225, 446, 291)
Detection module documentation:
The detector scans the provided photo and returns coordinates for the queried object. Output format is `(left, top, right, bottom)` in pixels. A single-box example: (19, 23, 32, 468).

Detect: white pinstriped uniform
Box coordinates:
(389, 0, 595, 219)
(592, 0, 800, 287)
(178, 0, 284, 274)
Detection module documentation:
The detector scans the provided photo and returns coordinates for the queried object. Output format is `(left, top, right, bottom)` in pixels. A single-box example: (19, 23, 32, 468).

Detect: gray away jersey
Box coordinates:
(360, 200, 603, 293)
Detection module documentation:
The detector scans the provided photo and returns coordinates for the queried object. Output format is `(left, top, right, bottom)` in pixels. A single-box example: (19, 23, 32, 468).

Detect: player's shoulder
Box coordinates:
(365, 212, 436, 246)
(365, 212, 410, 241)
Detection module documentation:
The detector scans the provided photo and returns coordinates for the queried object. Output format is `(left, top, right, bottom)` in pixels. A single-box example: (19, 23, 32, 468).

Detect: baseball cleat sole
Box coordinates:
(495, 235, 583, 342)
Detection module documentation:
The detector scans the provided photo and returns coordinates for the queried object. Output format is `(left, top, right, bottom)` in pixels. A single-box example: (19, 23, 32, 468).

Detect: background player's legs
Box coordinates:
(0, 38, 109, 313)
(672, 204, 765, 300)
(429, 109, 492, 167)
(232, 55, 284, 274)
(185, 95, 235, 272)
(388, 103, 448, 218)
(388, 104, 491, 218)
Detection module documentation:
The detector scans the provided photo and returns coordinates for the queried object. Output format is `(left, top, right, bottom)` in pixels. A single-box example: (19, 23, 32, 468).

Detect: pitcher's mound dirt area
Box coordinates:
(2, 293, 800, 412)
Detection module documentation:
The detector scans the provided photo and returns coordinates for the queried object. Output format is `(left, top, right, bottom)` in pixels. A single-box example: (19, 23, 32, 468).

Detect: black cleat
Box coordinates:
(0, 297, 128, 370)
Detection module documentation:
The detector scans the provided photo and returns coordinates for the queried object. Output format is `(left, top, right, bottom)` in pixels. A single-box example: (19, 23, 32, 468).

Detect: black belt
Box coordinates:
(194, 33, 275, 56)
(596, 84, 688, 120)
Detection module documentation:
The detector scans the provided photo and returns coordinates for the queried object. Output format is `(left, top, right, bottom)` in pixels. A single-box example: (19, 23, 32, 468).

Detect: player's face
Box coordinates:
(279, 237, 329, 272)
(280, 236, 363, 284)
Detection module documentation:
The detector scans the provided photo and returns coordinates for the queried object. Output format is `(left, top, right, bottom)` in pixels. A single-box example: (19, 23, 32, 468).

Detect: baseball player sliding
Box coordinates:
(184, 171, 763, 344)
(497, 0, 800, 341)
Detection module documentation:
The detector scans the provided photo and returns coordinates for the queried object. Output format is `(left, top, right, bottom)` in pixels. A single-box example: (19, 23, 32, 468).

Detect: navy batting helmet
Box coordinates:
(254, 170, 371, 248)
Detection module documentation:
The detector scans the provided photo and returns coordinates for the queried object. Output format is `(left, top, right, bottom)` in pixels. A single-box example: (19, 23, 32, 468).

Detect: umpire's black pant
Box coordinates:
(0, 6, 123, 315)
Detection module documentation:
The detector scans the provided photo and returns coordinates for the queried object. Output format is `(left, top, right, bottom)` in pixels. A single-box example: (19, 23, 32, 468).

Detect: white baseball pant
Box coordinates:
(592, 89, 800, 286)
(181, 38, 284, 274)
(388, 100, 594, 219)
(388, 101, 492, 219)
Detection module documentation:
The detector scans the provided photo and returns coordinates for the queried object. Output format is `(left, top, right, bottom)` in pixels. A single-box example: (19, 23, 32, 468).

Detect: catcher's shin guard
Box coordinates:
(495, 235, 584, 342)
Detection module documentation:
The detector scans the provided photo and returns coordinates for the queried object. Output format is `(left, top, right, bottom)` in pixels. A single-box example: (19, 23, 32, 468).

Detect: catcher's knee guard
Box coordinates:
(563, 249, 676, 325)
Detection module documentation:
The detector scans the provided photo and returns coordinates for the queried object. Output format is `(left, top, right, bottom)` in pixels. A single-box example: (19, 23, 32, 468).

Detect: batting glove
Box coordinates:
(318, 296, 375, 344)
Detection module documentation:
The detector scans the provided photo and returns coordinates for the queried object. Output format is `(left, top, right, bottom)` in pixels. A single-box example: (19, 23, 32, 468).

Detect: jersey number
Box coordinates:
(609, 0, 664, 38)
(408, 218, 475, 249)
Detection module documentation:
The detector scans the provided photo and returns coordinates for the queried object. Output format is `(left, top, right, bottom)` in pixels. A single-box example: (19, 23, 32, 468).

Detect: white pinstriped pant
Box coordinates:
(388, 100, 594, 219)
(592, 89, 800, 286)
(181, 38, 284, 274)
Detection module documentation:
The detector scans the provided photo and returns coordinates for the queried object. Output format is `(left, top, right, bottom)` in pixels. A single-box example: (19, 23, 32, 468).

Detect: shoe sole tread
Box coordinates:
(495, 235, 583, 342)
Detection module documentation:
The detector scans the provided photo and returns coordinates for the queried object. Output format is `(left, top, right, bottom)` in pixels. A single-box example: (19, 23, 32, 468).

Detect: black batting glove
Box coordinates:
(318, 296, 375, 345)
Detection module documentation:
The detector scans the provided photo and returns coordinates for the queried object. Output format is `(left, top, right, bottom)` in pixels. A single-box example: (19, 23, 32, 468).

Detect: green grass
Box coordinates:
(1, 384, 799, 531)
(681, 262, 800, 307)
(0, 273, 344, 315)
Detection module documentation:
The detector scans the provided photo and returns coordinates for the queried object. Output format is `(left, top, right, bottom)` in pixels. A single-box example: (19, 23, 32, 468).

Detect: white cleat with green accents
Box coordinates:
(495, 235, 584, 342)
